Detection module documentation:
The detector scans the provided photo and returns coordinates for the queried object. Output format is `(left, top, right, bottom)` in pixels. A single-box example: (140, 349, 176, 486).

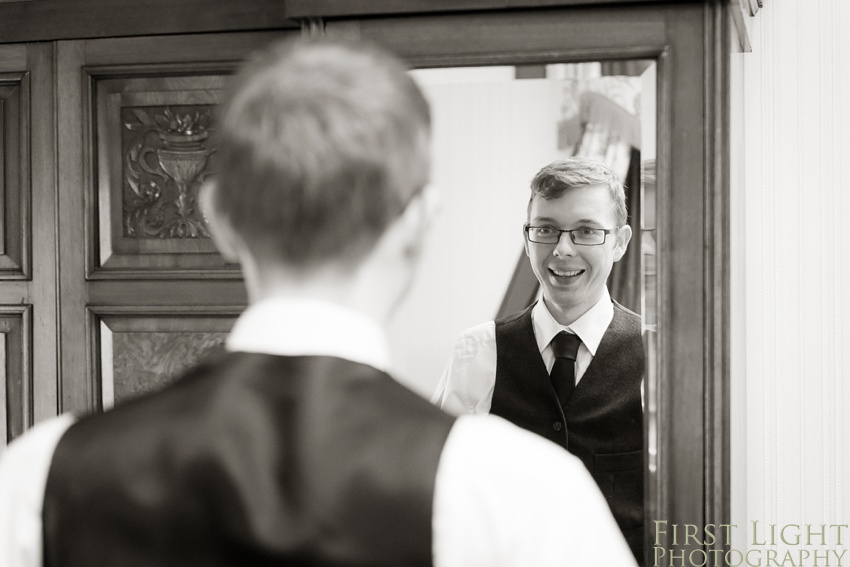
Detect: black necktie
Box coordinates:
(550, 331, 582, 407)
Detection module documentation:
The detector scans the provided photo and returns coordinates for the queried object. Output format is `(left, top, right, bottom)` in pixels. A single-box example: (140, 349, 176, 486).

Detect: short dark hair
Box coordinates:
(210, 37, 431, 269)
(528, 157, 628, 226)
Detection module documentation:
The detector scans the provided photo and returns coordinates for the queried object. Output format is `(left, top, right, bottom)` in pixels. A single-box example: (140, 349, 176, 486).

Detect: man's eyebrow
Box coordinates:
(530, 217, 606, 226)
(530, 216, 559, 224)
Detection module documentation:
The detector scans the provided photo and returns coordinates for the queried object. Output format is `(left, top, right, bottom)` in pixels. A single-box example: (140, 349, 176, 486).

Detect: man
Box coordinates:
(433, 157, 646, 564)
(0, 39, 636, 566)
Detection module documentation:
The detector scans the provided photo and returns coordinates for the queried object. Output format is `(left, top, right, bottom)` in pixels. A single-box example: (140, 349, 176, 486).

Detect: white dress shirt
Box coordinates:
(432, 289, 614, 415)
(0, 297, 636, 567)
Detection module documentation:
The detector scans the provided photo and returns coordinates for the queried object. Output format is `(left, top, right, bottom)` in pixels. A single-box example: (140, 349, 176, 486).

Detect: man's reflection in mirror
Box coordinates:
(432, 157, 645, 564)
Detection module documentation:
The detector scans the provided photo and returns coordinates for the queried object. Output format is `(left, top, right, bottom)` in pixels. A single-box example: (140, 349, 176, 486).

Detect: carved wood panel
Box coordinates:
(109, 331, 225, 403)
(0, 305, 31, 446)
(88, 67, 240, 279)
(89, 308, 238, 409)
(121, 105, 214, 239)
(0, 72, 30, 278)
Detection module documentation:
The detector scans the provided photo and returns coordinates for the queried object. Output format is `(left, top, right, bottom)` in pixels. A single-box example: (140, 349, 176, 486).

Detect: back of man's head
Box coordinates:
(209, 37, 431, 272)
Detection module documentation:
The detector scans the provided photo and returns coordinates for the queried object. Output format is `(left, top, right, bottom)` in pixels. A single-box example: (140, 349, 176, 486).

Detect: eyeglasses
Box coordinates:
(524, 224, 620, 246)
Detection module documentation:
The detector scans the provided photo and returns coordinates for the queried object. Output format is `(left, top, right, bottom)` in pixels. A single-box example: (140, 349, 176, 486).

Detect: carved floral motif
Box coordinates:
(121, 106, 215, 239)
(111, 331, 226, 404)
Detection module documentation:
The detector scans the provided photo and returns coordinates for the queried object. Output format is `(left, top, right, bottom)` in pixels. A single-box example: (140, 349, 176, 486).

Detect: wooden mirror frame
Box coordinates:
(295, 2, 733, 561)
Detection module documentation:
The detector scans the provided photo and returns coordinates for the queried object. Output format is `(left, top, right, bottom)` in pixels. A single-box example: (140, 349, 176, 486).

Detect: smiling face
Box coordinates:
(524, 184, 632, 325)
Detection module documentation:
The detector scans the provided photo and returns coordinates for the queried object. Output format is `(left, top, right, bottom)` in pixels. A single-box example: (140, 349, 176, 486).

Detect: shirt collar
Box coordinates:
(226, 297, 391, 373)
(531, 288, 614, 356)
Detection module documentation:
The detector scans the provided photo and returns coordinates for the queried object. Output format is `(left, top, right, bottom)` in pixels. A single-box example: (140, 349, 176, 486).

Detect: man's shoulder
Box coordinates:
(611, 300, 642, 333)
(612, 300, 641, 320)
(58, 353, 456, 479)
(91, 352, 442, 425)
(452, 319, 497, 352)
(444, 414, 588, 475)
(435, 414, 639, 567)
(0, 414, 76, 467)
(453, 301, 537, 345)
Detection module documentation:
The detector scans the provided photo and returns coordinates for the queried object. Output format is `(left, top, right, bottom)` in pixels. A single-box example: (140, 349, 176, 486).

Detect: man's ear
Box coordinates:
(612, 224, 633, 262)
(523, 226, 531, 258)
(398, 184, 440, 256)
(412, 184, 441, 229)
(199, 181, 240, 263)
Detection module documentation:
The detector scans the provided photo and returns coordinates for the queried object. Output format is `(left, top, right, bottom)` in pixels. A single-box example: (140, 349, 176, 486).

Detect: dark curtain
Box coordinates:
(607, 147, 641, 314)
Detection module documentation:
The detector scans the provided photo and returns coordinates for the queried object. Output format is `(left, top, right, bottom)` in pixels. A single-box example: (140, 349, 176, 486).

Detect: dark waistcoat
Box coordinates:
(43, 352, 456, 567)
(490, 301, 645, 563)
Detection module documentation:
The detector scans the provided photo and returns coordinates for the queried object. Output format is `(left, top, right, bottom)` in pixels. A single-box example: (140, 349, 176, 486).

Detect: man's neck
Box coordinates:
(244, 263, 402, 326)
(542, 293, 605, 327)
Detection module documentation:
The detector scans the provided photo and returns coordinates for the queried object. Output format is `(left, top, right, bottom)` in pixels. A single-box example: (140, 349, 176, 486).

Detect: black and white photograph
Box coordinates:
(0, 2, 847, 566)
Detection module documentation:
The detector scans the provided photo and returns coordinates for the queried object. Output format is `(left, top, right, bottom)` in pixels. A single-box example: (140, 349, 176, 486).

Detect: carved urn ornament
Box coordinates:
(155, 108, 212, 238)
(123, 106, 214, 239)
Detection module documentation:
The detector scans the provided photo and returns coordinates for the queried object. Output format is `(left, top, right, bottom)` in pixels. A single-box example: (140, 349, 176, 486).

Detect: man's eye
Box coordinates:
(577, 227, 598, 236)
(535, 227, 557, 236)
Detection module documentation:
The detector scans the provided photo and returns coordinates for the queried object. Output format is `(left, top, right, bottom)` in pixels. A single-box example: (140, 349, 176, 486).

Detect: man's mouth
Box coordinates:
(550, 268, 584, 278)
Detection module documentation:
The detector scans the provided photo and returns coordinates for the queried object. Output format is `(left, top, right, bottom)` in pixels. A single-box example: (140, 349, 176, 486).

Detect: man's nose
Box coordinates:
(553, 232, 577, 257)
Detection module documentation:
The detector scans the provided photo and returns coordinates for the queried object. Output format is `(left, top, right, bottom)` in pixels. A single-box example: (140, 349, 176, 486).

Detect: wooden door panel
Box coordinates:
(0, 0, 298, 44)
(89, 308, 238, 410)
(0, 70, 34, 443)
(90, 70, 234, 278)
(0, 72, 29, 278)
(0, 43, 57, 445)
(0, 74, 31, 442)
(0, 306, 31, 445)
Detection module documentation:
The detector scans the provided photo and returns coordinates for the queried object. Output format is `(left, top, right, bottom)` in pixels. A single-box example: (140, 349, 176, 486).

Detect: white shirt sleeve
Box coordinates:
(430, 322, 498, 415)
(432, 415, 638, 567)
(0, 414, 76, 567)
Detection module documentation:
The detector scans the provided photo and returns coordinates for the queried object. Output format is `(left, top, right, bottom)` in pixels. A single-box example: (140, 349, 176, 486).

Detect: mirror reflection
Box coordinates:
(388, 60, 656, 565)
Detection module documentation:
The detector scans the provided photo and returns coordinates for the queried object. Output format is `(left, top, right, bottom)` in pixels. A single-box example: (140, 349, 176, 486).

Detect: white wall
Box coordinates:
(734, 0, 850, 554)
(388, 73, 564, 397)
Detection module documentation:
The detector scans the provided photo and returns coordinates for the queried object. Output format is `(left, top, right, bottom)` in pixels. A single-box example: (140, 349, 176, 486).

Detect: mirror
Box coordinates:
(390, 60, 656, 396)
(388, 59, 657, 564)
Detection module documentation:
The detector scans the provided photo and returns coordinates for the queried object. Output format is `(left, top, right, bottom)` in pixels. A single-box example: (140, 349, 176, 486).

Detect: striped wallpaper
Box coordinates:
(732, 0, 850, 553)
